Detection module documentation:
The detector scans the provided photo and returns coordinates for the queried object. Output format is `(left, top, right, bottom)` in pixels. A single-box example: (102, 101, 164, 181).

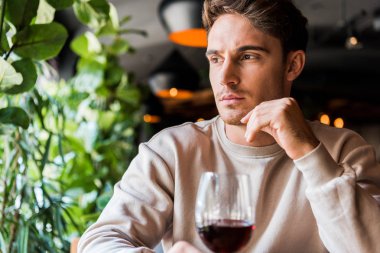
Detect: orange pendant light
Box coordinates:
(159, 0, 207, 48)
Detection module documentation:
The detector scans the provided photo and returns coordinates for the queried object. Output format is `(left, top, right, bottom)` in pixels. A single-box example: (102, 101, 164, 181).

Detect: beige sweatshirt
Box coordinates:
(78, 116, 380, 253)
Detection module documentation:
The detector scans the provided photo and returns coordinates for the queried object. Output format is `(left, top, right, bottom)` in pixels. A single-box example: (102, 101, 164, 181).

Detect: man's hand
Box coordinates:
(167, 241, 202, 253)
(241, 97, 319, 160)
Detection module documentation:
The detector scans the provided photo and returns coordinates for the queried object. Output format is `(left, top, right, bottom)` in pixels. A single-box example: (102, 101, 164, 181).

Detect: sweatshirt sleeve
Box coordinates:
(77, 143, 174, 253)
(294, 142, 380, 253)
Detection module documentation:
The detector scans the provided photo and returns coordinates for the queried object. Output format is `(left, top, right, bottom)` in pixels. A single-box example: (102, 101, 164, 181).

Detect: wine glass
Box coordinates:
(195, 172, 255, 253)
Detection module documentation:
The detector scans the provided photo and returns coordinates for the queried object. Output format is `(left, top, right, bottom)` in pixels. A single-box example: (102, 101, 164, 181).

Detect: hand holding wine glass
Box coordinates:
(195, 172, 255, 253)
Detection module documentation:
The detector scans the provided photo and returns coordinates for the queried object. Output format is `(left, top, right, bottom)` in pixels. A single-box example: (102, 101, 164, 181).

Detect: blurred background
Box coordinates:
(2, 0, 380, 252)
(85, 0, 380, 157)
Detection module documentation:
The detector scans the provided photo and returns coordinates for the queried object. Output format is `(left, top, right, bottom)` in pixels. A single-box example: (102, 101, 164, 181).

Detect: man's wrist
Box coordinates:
(294, 143, 344, 187)
(290, 137, 320, 160)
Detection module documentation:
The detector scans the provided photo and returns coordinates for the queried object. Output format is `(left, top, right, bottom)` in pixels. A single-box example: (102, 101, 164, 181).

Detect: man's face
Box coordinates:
(206, 14, 291, 125)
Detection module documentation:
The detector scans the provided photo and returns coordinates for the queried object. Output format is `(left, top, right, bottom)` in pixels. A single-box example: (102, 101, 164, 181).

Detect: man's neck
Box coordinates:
(225, 124, 276, 147)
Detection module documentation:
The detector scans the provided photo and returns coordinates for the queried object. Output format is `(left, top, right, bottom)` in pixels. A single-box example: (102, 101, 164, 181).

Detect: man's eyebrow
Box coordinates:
(205, 50, 218, 56)
(205, 45, 269, 57)
(237, 45, 269, 53)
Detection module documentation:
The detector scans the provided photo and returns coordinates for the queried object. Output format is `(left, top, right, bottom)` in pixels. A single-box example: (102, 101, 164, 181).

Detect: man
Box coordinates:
(78, 0, 380, 252)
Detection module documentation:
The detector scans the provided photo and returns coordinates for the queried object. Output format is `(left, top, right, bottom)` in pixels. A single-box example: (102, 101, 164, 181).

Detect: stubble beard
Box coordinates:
(214, 87, 252, 125)
(218, 104, 248, 126)
(223, 117, 244, 125)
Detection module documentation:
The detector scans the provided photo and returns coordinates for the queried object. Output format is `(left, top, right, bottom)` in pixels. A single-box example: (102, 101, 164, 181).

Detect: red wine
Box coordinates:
(197, 219, 254, 252)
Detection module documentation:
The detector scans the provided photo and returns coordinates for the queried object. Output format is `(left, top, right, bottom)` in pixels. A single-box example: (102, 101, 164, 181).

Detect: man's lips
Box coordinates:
(219, 94, 244, 101)
(219, 94, 244, 106)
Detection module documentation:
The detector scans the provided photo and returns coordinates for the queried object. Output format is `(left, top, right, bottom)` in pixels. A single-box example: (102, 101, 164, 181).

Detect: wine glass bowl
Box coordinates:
(195, 172, 255, 252)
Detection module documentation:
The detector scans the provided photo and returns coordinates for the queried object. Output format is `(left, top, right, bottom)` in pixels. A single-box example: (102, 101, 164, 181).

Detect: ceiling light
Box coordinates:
(334, 118, 344, 128)
(320, 114, 330, 125)
(149, 73, 195, 100)
(157, 88, 193, 100)
(143, 114, 161, 124)
(345, 35, 362, 50)
(148, 50, 200, 99)
(159, 0, 207, 47)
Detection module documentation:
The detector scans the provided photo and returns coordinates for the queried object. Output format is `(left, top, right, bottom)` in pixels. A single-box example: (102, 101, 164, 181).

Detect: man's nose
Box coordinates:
(219, 59, 239, 87)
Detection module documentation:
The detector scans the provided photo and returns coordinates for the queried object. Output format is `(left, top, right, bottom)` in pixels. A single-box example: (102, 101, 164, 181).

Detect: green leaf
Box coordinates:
(3, 59, 37, 94)
(45, 0, 74, 10)
(17, 225, 29, 253)
(70, 32, 102, 59)
(36, 0, 56, 24)
(116, 87, 141, 107)
(109, 3, 119, 30)
(0, 57, 23, 90)
(53, 207, 65, 241)
(0, 25, 10, 55)
(13, 22, 68, 60)
(120, 15, 132, 26)
(96, 3, 119, 36)
(73, 0, 110, 31)
(71, 59, 104, 93)
(88, 0, 110, 16)
(73, 2, 92, 26)
(0, 106, 30, 129)
(40, 132, 52, 172)
(104, 64, 124, 86)
(96, 190, 112, 210)
(0, 124, 16, 135)
(5, 0, 39, 31)
(96, 22, 116, 37)
(98, 111, 116, 130)
(108, 38, 130, 55)
(76, 121, 99, 152)
(0, 232, 6, 253)
(119, 28, 147, 37)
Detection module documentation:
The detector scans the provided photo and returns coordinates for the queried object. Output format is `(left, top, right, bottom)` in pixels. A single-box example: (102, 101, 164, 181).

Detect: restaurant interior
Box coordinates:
(92, 0, 380, 159)
(2, 0, 380, 252)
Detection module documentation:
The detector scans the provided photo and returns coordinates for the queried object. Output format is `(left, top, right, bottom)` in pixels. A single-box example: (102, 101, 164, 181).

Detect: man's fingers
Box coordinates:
(240, 110, 253, 124)
(245, 109, 271, 143)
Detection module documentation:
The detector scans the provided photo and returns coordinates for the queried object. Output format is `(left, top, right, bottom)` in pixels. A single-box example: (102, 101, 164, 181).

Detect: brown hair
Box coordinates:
(202, 0, 308, 56)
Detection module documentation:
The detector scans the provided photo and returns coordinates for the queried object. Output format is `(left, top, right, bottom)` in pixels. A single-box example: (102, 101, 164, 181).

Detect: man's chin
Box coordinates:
(217, 106, 250, 126)
(220, 115, 245, 126)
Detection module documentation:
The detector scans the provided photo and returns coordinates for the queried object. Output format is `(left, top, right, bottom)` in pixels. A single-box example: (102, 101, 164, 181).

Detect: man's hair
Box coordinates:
(202, 0, 308, 56)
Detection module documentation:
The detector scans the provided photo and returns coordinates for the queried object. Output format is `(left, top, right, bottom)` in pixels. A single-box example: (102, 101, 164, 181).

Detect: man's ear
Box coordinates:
(286, 50, 305, 82)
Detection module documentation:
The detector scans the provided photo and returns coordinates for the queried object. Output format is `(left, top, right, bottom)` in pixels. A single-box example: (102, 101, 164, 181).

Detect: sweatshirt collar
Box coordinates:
(214, 116, 284, 158)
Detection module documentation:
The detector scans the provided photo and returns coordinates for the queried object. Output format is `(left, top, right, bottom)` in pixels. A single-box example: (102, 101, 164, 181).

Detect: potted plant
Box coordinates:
(0, 0, 145, 252)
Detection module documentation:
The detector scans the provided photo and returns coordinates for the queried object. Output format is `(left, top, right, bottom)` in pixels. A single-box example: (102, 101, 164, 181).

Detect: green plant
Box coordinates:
(0, 0, 145, 252)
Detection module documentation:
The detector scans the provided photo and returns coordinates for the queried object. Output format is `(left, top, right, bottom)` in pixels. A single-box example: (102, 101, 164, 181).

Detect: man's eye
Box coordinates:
(209, 57, 220, 63)
(242, 54, 254, 60)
